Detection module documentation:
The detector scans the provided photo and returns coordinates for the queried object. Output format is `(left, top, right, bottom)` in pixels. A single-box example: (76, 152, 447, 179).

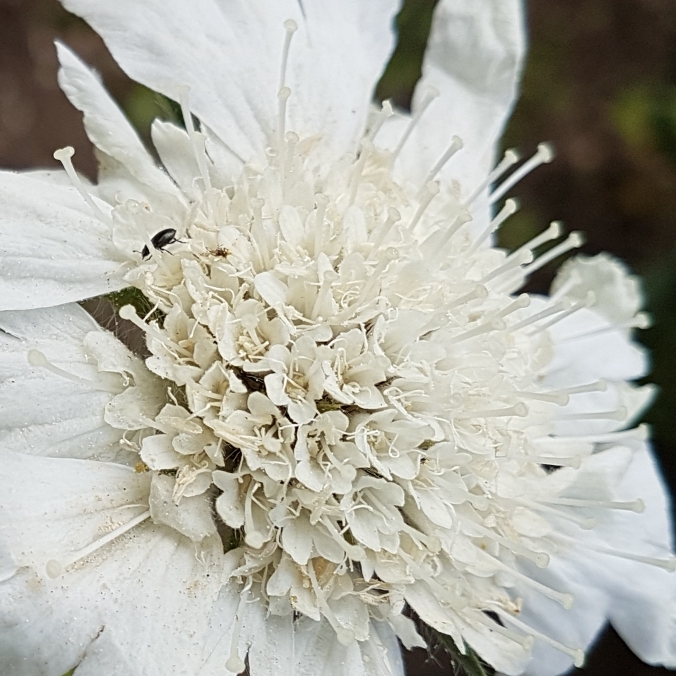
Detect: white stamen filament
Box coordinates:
(425, 135, 464, 184)
(408, 181, 440, 231)
(46, 509, 150, 579)
(508, 299, 572, 333)
(367, 100, 394, 141)
(489, 606, 585, 668)
(465, 149, 521, 205)
(391, 87, 439, 163)
(489, 143, 555, 205)
(118, 305, 192, 358)
(522, 232, 585, 277)
(53, 146, 112, 224)
(27, 349, 122, 395)
(225, 593, 248, 674)
(469, 198, 519, 254)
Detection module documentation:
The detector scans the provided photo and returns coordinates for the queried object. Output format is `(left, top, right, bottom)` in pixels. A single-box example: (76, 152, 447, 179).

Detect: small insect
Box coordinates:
(141, 228, 181, 259)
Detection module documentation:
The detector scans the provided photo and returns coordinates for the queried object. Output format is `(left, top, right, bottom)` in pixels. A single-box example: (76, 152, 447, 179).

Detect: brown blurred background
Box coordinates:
(1, 0, 675, 674)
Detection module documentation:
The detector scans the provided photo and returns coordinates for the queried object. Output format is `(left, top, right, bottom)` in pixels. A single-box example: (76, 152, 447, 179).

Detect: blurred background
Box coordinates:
(1, 0, 675, 674)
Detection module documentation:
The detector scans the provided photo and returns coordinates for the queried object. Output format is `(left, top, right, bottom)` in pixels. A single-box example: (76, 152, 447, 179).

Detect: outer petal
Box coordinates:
(0, 522, 223, 676)
(0, 304, 126, 460)
(379, 0, 525, 194)
(0, 172, 126, 310)
(59, 0, 401, 165)
(517, 445, 676, 675)
(0, 450, 150, 577)
(56, 42, 183, 201)
(292, 617, 404, 676)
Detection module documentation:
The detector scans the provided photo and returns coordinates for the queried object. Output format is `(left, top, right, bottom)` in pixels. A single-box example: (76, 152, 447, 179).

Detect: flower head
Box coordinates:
(0, 2, 675, 676)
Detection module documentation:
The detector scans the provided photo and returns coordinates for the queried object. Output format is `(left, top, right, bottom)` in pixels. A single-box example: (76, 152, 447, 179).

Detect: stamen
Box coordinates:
(527, 293, 594, 335)
(368, 100, 394, 142)
(45, 509, 150, 578)
(307, 562, 355, 645)
(177, 86, 213, 195)
(560, 313, 652, 342)
(542, 497, 645, 513)
(462, 520, 550, 567)
(408, 181, 440, 232)
(451, 317, 506, 344)
(490, 606, 585, 668)
(348, 138, 374, 206)
(53, 147, 111, 223)
(279, 19, 298, 92)
(507, 221, 562, 264)
(522, 498, 596, 529)
(489, 143, 555, 205)
(481, 550, 574, 608)
(368, 207, 401, 257)
(480, 250, 532, 285)
(521, 232, 585, 277)
(225, 592, 248, 674)
(313, 193, 330, 256)
(27, 349, 122, 395)
(455, 403, 528, 419)
(277, 86, 292, 146)
(469, 199, 519, 254)
(557, 407, 627, 422)
(508, 299, 572, 333)
(468, 609, 534, 649)
(465, 149, 521, 206)
(391, 87, 439, 163)
(118, 305, 192, 358)
(424, 135, 464, 184)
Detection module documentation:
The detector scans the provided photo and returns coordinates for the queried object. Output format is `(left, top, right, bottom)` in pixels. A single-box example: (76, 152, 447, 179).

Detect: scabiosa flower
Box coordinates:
(0, 1, 674, 675)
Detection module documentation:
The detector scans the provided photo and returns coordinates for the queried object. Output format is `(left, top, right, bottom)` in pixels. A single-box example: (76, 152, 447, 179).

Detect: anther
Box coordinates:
(521, 232, 585, 277)
(53, 146, 111, 223)
(424, 135, 464, 184)
(465, 149, 521, 205)
(489, 143, 555, 205)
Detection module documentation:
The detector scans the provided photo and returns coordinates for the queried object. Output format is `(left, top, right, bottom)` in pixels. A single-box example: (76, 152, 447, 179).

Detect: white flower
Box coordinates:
(0, 1, 674, 676)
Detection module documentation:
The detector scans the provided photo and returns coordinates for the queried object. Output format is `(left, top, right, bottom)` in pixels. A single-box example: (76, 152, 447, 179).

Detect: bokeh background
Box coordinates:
(1, 0, 675, 674)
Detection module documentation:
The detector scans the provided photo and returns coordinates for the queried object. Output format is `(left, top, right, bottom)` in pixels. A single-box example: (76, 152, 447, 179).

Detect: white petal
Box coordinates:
(0, 305, 125, 461)
(0, 171, 126, 310)
(59, 0, 401, 163)
(517, 444, 676, 674)
(0, 523, 223, 676)
(0, 450, 150, 577)
(379, 0, 525, 195)
(56, 42, 182, 200)
(293, 617, 366, 676)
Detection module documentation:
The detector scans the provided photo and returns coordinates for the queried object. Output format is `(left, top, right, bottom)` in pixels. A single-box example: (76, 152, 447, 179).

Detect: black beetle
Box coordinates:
(141, 228, 181, 259)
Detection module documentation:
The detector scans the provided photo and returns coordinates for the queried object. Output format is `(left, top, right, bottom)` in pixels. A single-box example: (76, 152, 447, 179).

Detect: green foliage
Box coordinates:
(424, 626, 495, 676)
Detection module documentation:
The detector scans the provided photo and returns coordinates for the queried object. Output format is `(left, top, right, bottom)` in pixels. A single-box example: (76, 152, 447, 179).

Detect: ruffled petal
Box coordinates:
(0, 516, 223, 676)
(56, 42, 183, 200)
(59, 0, 401, 164)
(378, 0, 525, 196)
(0, 304, 126, 460)
(0, 171, 126, 310)
(0, 450, 150, 577)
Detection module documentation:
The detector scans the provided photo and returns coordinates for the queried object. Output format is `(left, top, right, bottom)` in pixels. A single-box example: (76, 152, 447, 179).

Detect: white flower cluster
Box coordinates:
(0, 2, 674, 676)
